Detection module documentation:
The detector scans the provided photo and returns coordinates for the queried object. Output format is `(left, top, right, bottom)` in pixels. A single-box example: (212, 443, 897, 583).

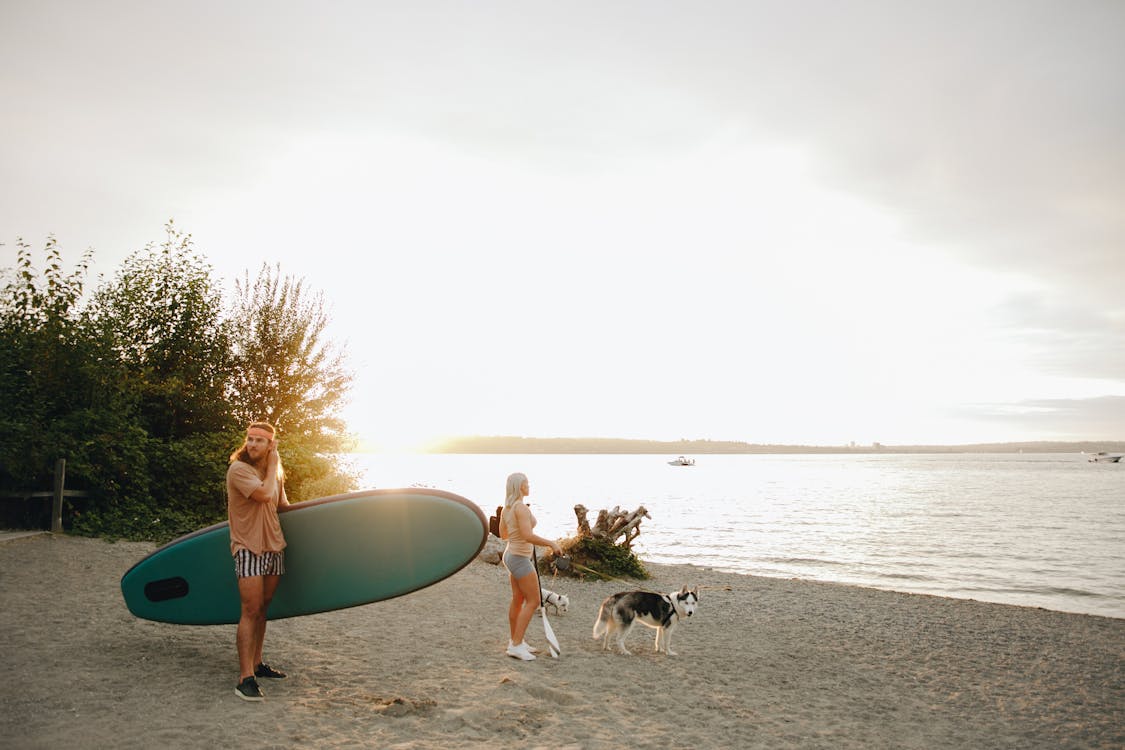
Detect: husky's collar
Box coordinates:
(662, 593, 683, 621)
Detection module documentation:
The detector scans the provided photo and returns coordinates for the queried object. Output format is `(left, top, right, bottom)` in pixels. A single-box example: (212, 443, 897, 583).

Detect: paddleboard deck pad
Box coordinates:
(121, 488, 488, 625)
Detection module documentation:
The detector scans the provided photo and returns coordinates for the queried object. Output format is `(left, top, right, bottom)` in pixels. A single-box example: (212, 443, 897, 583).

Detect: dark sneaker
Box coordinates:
(235, 676, 264, 702)
(255, 662, 287, 679)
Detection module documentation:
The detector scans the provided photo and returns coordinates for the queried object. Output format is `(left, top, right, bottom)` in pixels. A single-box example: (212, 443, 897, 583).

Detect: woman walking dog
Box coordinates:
(499, 472, 563, 660)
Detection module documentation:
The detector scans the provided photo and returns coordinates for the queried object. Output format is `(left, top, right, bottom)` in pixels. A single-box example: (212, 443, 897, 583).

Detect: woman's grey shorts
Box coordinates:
(503, 551, 535, 579)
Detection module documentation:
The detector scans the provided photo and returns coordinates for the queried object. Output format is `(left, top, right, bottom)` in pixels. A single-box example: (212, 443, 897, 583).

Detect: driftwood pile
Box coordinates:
(572, 504, 650, 548)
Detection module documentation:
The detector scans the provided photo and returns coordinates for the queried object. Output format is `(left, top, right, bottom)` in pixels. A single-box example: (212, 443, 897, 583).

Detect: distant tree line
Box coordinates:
(430, 436, 1125, 455)
(0, 223, 357, 541)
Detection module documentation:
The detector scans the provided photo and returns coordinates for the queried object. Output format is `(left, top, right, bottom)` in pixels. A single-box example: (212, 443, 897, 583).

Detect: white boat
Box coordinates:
(1084, 452, 1123, 463)
(668, 456, 696, 466)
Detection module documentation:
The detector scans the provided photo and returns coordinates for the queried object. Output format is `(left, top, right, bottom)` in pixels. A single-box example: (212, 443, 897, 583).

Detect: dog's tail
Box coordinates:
(592, 601, 609, 640)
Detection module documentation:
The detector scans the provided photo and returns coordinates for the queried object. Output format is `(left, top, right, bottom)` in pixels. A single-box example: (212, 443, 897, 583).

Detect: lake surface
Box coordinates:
(348, 452, 1125, 619)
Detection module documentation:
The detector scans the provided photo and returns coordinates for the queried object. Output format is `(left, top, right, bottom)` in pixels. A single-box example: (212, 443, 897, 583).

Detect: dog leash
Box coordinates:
(533, 547, 561, 658)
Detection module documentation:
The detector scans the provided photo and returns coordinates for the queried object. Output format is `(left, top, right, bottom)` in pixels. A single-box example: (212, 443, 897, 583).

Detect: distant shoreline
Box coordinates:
(367, 436, 1125, 455)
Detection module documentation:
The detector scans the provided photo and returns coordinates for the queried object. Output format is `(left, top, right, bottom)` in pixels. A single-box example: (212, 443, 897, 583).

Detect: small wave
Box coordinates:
(937, 550, 990, 559)
(874, 572, 938, 582)
(957, 584, 1104, 599)
(758, 556, 848, 568)
(1040, 586, 1110, 599)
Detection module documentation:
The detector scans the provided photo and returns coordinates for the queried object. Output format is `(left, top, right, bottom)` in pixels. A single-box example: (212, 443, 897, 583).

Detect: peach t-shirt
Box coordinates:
(226, 460, 288, 556)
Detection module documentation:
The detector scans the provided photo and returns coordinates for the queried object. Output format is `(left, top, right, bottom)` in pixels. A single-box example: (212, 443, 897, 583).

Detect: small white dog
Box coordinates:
(540, 588, 569, 615)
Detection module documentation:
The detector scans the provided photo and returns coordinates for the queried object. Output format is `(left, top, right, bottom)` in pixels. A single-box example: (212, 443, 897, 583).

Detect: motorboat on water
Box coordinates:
(1084, 452, 1123, 463)
(668, 455, 696, 466)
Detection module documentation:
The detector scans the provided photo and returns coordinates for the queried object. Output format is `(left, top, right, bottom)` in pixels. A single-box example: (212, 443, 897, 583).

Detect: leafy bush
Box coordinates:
(550, 535, 649, 580)
(69, 496, 216, 544)
(276, 439, 360, 504)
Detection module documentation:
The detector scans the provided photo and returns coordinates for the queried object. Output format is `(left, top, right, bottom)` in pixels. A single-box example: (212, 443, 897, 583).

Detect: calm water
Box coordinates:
(349, 452, 1125, 619)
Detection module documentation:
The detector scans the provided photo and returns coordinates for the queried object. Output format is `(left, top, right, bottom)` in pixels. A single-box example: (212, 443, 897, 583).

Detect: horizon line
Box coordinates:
(351, 435, 1125, 454)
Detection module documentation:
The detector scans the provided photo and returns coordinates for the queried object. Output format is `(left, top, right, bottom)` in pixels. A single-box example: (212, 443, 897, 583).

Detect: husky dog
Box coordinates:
(540, 588, 569, 615)
(592, 586, 699, 655)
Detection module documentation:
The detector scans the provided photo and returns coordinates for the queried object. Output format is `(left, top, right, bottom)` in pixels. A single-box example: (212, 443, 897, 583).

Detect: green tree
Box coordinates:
(80, 222, 238, 532)
(0, 237, 96, 485)
(87, 222, 235, 441)
(229, 263, 356, 501)
(2, 227, 360, 539)
(0, 238, 152, 531)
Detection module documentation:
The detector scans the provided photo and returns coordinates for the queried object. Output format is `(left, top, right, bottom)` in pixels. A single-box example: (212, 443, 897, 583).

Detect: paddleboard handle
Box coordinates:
(144, 576, 190, 602)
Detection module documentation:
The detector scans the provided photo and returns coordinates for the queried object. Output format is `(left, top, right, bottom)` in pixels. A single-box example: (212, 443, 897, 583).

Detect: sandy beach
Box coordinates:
(1, 533, 1121, 749)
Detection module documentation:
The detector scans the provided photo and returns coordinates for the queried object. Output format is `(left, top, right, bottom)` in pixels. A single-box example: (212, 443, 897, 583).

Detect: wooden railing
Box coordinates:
(0, 459, 88, 533)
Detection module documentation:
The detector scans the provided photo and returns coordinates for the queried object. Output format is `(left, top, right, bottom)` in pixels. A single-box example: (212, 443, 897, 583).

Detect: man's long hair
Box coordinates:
(230, 422, 284, 482)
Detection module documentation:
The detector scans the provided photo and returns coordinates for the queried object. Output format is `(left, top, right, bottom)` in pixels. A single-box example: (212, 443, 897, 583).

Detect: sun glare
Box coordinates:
(236, 130, 1091, 451)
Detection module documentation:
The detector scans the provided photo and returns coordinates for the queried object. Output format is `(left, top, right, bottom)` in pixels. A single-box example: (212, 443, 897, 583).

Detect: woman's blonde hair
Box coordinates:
(504, 472, 528, 509)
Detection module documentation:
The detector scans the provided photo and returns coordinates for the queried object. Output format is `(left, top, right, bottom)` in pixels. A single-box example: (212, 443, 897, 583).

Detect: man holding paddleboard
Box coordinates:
(227, 421, 290, 701)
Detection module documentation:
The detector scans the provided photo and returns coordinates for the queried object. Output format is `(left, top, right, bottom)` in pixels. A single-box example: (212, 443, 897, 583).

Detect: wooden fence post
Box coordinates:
(52, 458, 65, 533)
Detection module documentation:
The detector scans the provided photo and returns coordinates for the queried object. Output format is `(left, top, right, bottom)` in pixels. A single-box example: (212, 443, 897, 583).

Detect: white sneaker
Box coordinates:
(508, 640, 539, 654)
(506, 642, 536, 661)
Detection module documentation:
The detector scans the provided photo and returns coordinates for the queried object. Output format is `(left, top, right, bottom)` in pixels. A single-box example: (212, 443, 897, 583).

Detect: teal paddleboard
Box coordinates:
(120, 488, 488, 625)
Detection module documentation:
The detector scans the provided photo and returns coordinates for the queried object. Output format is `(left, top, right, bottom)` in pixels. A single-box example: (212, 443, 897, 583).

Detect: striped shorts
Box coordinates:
(234, 548, 286, 578)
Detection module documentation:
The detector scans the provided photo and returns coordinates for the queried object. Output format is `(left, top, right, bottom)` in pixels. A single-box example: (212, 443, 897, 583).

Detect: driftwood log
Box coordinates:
(573, 503, 650, 548)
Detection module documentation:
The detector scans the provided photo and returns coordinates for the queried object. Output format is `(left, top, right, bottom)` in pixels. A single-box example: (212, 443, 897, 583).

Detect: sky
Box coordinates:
(2, 1, 1123, 450)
